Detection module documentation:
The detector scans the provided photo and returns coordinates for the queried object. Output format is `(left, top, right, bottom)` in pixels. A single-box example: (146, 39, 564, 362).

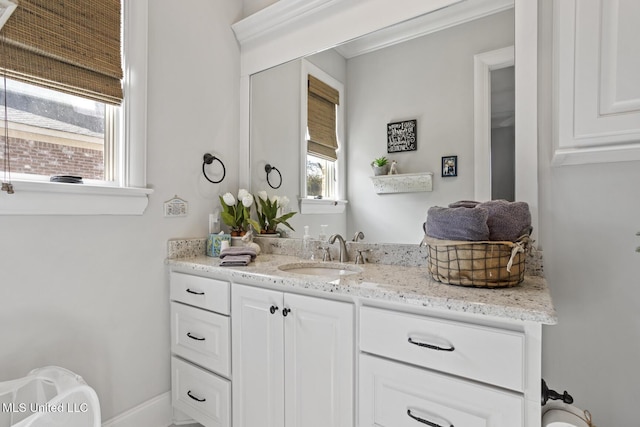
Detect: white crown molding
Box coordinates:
(232, 0, 514, 59)
(335, 0, 514, 58)
(232, 0, 339, 44)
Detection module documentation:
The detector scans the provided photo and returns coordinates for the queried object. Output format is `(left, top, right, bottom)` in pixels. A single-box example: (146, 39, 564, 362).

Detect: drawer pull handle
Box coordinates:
(270, 305, 279, 314)
(408, 337, 455, 352)
(407, 409, 453, 427)
(187, 332, 205, 341)
(186, 288, 205, 295)
(282, 308, 291, 317)
(187, 390, 206, 402)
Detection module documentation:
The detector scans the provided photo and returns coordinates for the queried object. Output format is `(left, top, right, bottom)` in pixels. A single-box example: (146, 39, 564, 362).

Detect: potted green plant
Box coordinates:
(254, 191, 296, 235)
(219, 189, 260, 236)
(371, 156, 389, 176)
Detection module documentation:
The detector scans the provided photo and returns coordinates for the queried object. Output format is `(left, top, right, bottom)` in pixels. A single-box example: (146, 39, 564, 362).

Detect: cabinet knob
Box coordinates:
(270, 305, 279, 314)
(282, 308, 291, 317)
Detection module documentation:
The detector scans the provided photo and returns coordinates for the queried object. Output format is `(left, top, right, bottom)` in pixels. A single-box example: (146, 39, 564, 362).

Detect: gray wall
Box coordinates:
(0, 0, 242, 420)
(346, 10, 514, 243)
(538, 1, 640, 425)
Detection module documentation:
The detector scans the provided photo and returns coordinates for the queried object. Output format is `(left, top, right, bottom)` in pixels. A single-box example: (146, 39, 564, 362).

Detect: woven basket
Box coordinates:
(424, 235, 529, 288)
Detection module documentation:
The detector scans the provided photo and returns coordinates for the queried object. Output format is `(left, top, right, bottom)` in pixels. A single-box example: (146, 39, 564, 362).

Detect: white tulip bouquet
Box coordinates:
(219, 189, 260, 235)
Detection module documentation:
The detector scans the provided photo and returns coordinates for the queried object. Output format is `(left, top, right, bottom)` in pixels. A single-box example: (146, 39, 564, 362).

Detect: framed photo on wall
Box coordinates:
(442, 155, 457, 177)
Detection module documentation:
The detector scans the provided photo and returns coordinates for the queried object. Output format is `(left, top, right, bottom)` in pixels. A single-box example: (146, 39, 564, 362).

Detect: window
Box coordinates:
(0, 0, 151, 215)
(306, 73, 339, 200)
(307, 154, 336, 199)
(1, 78, 111, 181)
(300, 61, 346, 214)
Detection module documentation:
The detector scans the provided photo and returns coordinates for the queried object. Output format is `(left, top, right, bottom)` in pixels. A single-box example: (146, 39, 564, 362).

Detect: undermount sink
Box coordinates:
(278, 262, 362, 277)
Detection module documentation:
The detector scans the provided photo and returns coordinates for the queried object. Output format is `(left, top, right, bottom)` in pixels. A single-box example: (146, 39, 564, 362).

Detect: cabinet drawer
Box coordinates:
(170, 271, 230, 314)
(172, 356, 231, 427)
(170, 302, 230, 377)
(359, 354, 523, 427)
(360, 307, 525, 391)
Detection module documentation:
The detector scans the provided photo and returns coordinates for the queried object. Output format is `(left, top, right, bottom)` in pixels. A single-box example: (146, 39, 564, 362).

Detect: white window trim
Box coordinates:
(299, 198, 348, 214)
(299, 59, 347, 215)
(0, 0, 152, 216)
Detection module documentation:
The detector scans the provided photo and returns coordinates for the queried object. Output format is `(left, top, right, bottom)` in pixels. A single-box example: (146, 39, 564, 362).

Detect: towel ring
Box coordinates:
(265, 164, 282, 189)
(202, 153, 226, 184)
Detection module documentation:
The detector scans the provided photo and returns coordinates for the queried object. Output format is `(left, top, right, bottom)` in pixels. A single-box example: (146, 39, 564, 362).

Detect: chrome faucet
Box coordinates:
(352, 231, 365, 242)
(328, 234, 348, 262)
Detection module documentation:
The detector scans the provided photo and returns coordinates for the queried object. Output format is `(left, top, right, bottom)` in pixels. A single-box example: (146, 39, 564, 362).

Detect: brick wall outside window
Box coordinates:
(0, 136, 104, 180)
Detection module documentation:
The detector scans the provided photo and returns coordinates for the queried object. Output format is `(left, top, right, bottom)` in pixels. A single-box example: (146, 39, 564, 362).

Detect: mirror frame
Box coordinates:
(234, 0, 538, 242)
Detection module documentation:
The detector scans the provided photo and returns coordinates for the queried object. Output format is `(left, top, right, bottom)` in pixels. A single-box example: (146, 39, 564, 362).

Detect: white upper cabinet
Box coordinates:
(553, 0, 640, 165)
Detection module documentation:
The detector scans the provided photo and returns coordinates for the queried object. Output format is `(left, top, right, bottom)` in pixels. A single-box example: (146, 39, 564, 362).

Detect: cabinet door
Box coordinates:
(553, 0, 640, 165)
(232, 284, 284, 427)
(284, 294, 354, 427)
(360, 354, 523, 427)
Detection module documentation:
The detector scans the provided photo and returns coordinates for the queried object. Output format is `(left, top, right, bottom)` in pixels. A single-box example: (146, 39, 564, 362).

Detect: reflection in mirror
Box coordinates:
(250, 6, 515, 243)
(490, 66, 515, 201)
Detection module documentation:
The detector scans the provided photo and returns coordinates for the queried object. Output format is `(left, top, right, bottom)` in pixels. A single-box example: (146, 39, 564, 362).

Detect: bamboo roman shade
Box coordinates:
(307, 74, 339, 161)
(0, 0, 123, 104)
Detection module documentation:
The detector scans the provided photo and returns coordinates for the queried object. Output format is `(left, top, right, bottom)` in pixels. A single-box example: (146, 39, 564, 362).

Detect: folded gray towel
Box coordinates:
(425, 206, 490, 241)
(220, 254, 253, 266)
(477, 200, 531, 241)
(448, 200, 480, 209)
(220, 247, 257, 260)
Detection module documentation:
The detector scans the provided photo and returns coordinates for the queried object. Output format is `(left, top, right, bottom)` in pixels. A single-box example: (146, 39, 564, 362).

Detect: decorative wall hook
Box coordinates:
(202, 153, 226, 184)
(265, 163, 282, 189)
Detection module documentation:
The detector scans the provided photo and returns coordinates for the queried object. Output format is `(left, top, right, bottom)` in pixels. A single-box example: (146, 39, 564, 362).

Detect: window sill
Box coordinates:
(0, 180, 153, 215)
(299, 198, 348, 214)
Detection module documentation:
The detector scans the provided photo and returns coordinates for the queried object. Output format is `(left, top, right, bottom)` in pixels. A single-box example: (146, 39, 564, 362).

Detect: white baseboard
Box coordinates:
(102, 391, 173, 427)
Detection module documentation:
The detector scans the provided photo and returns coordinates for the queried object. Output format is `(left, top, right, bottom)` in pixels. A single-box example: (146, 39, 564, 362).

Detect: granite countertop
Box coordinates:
(167, 253, 557, 325)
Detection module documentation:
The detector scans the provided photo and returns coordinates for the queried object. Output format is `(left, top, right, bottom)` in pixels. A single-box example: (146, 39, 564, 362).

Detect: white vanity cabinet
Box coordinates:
(231, 283, 354, 427)
(167, 253, 553, 427)
(169, 272, 231, 427)
(359, 306, 539, 427)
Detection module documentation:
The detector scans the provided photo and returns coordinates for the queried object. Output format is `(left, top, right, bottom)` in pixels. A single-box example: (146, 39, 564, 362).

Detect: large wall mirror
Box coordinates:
(235, 0, 538, 245)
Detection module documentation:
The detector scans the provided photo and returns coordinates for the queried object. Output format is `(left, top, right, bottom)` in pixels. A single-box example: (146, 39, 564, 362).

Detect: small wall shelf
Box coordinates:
(370, 172, 433, 194)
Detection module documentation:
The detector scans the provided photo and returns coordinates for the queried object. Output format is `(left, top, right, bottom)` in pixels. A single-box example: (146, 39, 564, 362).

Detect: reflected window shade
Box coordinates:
(307, 74, 339, 161)
(0, 0, 123, 104)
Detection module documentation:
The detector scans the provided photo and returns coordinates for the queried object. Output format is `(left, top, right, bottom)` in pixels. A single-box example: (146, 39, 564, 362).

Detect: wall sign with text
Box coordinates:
(387, 119, 417, 153)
